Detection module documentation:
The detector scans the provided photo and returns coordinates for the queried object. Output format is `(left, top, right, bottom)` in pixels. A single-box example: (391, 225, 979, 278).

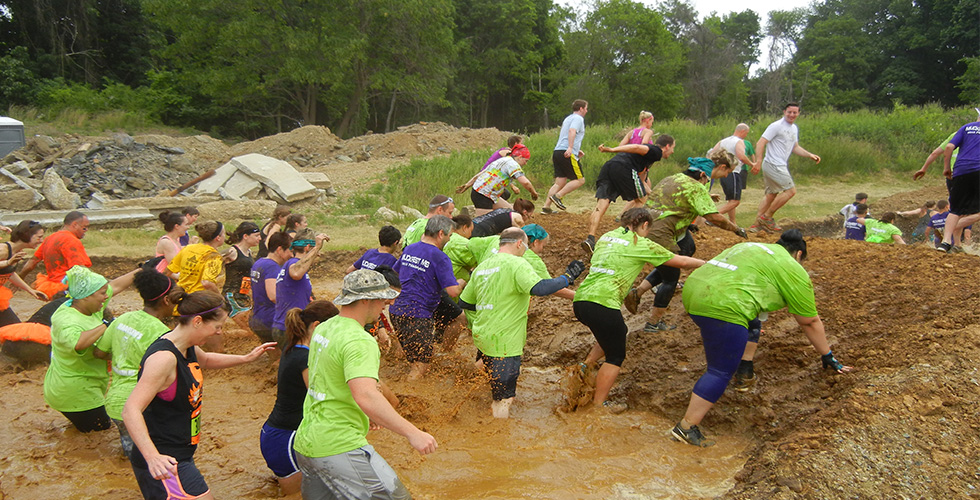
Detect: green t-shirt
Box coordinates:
(97, 310, 170, 419)
(648, 173, 718, 238)
(743, 139, 756, 157)
(468, 235, 549, 279)
(403, 217, 427, 246)
(940, 131, 958, 169)
(864, 219, 902, 244)
(444, 232, 477, 281)
(682, 242, 818, 328)
(43, 290, 114, 412)
(460, 252, 540, 357)
(294, 315, 381, 458)
(573, 227, 675, 309)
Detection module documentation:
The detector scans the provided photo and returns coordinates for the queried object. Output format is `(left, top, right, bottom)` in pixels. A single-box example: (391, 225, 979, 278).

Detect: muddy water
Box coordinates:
(1, 285, 748, 499)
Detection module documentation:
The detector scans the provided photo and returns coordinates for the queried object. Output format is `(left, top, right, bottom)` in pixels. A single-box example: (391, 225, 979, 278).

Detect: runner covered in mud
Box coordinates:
(459, 228, 584, 418)
(0, 220, 47, 326)
(260, 300, 338, 496)
(403, 194, 455, 246)
(470, 199, 534, 238)
(457, 143, 539, 215)
(97, 267, 182, 457)
(573, 208, 705, 412)
(123, 291, 274, 499)
(627, 152, 747, 332)
(43, 265, 138, 432)
(249, 232, 292, 347)
(675, 229, 852, 447)
(221, 222, 261, 332)
(294, 270, 436, 499)
(389, 216, 465, 380)
(346, 225, 401, 273)
(20, 210, 92, 300)
(271, 229, 328, 349)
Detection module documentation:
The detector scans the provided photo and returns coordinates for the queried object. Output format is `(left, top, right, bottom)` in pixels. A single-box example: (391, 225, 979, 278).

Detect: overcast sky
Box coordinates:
(557, 0, 815, 21)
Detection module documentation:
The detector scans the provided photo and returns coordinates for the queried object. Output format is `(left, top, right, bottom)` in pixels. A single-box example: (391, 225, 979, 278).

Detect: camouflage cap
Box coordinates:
(334, 269, 399, 306)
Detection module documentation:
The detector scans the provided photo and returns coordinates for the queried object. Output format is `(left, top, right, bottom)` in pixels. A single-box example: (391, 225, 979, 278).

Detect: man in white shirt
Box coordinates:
(709, 123, 755, 224)
(541, 99, 588, 213)
(750, 103, 821, 232)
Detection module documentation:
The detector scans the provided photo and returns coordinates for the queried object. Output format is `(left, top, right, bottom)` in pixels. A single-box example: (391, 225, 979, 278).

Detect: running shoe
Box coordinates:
(624, 288, 640, 314)
(602, 401, 628, 414)
(732, 372, 757, 392)
(759, 215, 782, 232)
(643, 320, 677, 332)
(935, 242, 951, 253)
(748, 223, 765, 233)
(671, 423, 715, 447)
(581, 235, 596, 254)
(550, 194, 567, 211)
(950, 245, 964, 254)
(541, 207, 554, 215)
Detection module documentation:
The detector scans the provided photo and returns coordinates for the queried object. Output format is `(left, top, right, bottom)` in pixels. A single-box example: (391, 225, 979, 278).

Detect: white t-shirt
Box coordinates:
(761, 118, 799, 166)
(555, 113, 585, 154)
(719, 135, 745, 173)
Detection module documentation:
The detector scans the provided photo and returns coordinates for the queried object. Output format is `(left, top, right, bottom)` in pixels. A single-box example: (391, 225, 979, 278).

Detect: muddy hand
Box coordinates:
(821, 352, 852, 373)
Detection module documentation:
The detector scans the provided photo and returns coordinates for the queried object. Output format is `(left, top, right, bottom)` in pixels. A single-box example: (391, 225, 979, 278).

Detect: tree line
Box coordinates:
(0, 0, 976, 138)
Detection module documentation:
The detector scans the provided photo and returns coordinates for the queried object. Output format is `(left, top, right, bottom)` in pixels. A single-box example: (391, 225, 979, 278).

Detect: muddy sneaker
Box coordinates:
(581, 235, 596, 254)
(643, 320, 677, 333)
(541, 207, 554, 215)
(732, 372, 757, 392)
(602, 401, 628, 414)
(949, 245, 964, 254)
(759, 215, 781, 232)
(624, 288, 640, 314)
(935, 242, 951, 253)
(671, 423, 715, 447)
(748, 224, 765, 233)
(550, 194, 567, 211)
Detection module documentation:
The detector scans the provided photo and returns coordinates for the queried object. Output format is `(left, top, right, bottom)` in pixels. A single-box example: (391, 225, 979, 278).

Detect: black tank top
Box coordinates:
(264, 345, 309, 430)
(257, 222, 275, 258)
(222, 245, 254, 296)
(135, 337, 202, 462)
(472, 208, 514, 238)
(0, 243, 18, 274)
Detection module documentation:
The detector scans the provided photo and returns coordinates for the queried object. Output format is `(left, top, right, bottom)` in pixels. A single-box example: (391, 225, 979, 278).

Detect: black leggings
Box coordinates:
(574, 301, 628, 366)
(644, 230, 696, 308)
(0, 307, 20, 328)
(62, 406, 112, 433)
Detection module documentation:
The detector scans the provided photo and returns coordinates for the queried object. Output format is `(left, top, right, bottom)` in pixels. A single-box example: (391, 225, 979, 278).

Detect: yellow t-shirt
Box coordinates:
(167, 243, 222, 293)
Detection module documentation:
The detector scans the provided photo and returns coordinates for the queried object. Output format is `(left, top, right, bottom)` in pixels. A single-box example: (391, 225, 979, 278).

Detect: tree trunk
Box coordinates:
(336, 69, 366, 138)
(385, 91, 398, 133)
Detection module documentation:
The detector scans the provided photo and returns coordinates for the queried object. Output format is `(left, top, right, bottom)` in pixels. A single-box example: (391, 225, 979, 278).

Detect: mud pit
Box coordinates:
(2, 211, 979, 499)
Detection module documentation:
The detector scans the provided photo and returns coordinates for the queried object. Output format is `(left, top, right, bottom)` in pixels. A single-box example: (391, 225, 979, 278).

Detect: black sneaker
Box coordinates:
(550, 194, 567, 211)
(936, 242, 951, 253)
(732, 372, 756, 392)
(671, 423, 716, 447)
(541, 207, 554, 215)
(643, 320, 677, 332)
(581, 235, 596, 254)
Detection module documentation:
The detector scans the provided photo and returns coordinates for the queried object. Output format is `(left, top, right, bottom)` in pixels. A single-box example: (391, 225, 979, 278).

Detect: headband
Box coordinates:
(291, 239, 315, 248)
(429, 197, 453, 208)
(149, 279, 173, 302)
(179, 304, 223, 318)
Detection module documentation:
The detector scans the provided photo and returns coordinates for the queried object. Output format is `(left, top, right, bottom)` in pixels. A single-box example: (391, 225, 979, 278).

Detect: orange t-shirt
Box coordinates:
(33, 230, 92, 282)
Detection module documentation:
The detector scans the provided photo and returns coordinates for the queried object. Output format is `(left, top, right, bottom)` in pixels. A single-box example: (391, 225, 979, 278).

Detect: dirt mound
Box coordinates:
(228, 125, 342, 168)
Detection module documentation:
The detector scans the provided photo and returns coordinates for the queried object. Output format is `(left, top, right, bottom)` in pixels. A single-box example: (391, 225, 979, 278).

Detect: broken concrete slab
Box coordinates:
(0, 188, 43, 211)
(231, 154, 317, 202)
(0, 208, 155, 228)
(263, 186, 288, 205)
(42, 168, 81, 209)
(85, 191, 112, 210)
(223, 171, 263, 199)
(301, 172, 333, 190)
(193, 161, 238, 195)
(100, 194, 222, 214)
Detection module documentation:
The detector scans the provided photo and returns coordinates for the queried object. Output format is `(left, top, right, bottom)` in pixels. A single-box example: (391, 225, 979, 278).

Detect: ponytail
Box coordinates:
(283, 300, 339, 352)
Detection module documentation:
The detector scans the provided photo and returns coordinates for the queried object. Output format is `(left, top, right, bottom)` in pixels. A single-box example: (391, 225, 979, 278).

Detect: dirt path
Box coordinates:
(2, 210, 978, 498)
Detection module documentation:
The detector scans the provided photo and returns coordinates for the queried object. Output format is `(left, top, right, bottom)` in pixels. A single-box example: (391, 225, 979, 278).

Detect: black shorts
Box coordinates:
(62, 406, 112, 433)
(719, 169, 742, 201)
(595, 164, 645, 202)
(552, 150, 584, 180)
(739, 168, 748, 189)
(248, 316, 275, 343)
(573, 301, 628, 367)
(433, 292, 463, 328)
(470, 189, 496, 210)
(949, 170, 980, 216)
(131, 455, 209, 500)
(482, 353, 521, 400)
(391, 314, 436, 363)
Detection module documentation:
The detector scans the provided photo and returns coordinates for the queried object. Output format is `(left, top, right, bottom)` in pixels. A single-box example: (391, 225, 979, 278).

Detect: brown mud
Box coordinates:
(2, 210, 979, 499)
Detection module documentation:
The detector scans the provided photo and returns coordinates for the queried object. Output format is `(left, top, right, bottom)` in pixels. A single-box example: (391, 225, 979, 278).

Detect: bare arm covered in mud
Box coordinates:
(349, 377, 437, 454)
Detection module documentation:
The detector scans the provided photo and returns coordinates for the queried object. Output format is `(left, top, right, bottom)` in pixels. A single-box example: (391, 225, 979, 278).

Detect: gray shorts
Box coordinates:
(297, 445, 411, 500)
(762, 160, 794, 194)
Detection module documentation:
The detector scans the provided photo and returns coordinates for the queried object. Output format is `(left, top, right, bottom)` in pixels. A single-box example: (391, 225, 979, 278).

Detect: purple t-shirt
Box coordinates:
(389, 241, 457, 318)
(272, 257, 312, 330)
(844, 216, 866, 241)
(353, 249, 398, 271)
(250, 257, 282, 327)
(949, 121, 980, 176)
(481, 149, 507, 171)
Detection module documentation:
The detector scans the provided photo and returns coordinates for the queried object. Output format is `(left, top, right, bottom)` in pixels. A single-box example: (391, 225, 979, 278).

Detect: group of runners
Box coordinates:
(3, 102, 976, 500)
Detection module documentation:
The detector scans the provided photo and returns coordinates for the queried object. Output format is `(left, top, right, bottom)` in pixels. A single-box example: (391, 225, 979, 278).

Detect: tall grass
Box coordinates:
(9, 105, 196, 137)
(381, 104, 978, 210)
